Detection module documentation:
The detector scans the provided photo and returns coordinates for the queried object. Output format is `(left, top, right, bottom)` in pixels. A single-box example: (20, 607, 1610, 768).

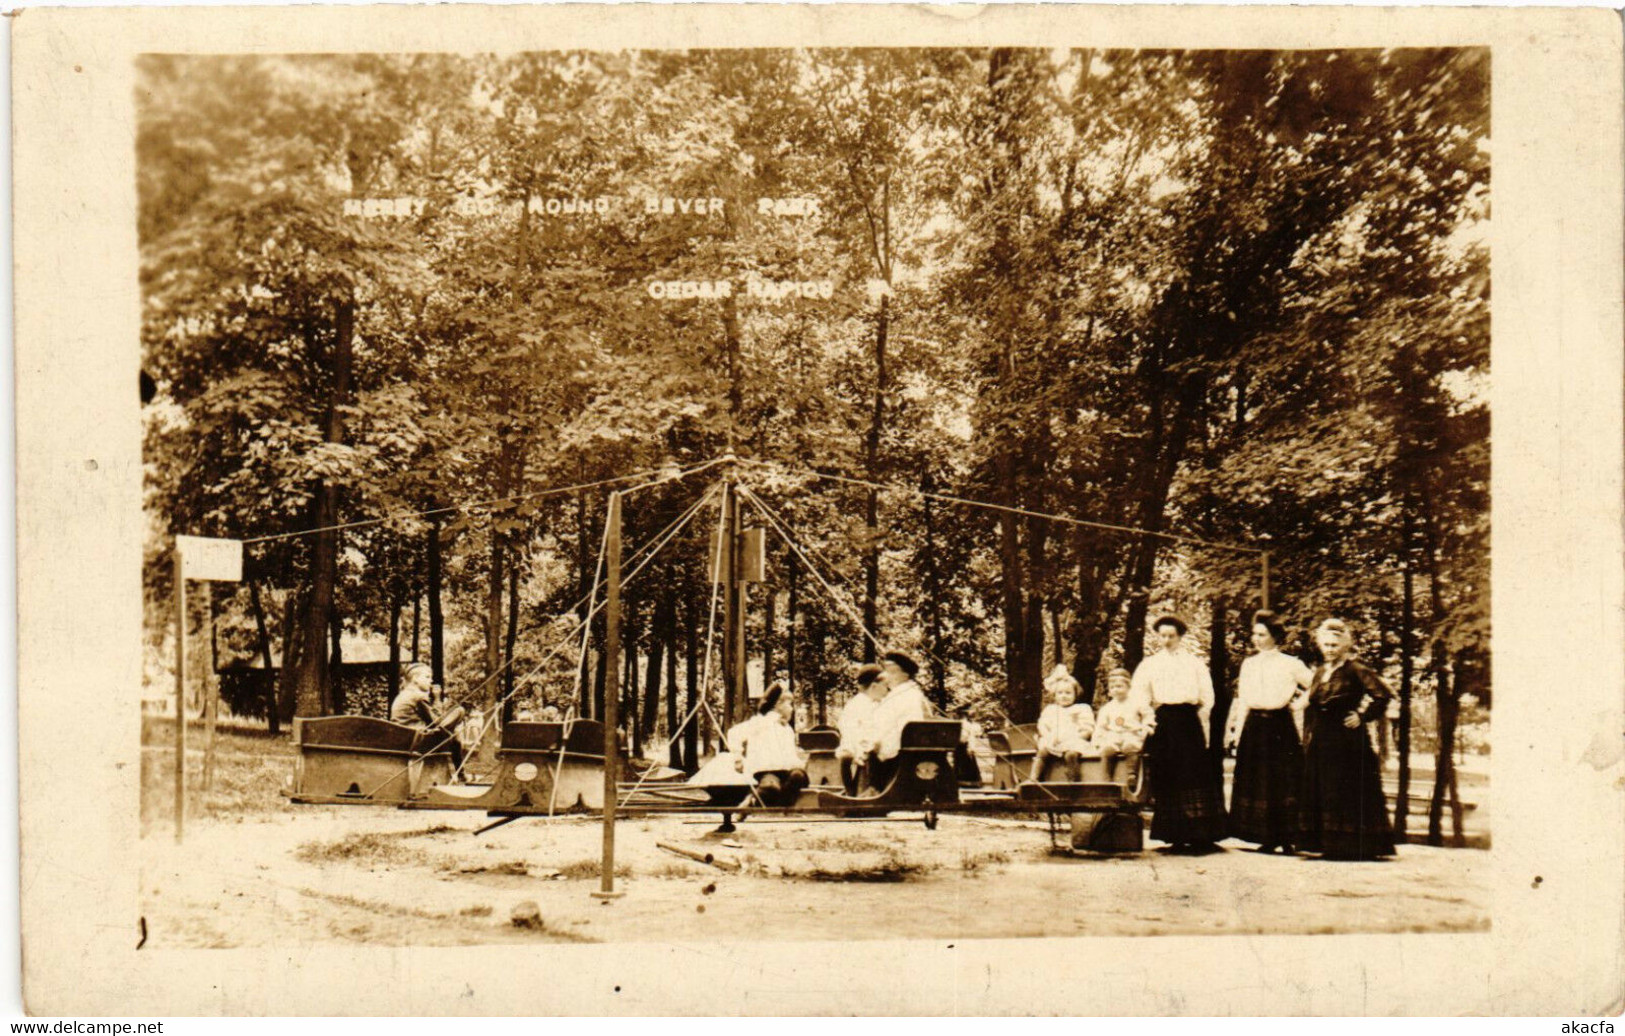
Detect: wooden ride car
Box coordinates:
(409, 718, 683, 812)
(797, 727, 842, 788)
(986, 723, 1040, 789)
(284, 716, 455, 804)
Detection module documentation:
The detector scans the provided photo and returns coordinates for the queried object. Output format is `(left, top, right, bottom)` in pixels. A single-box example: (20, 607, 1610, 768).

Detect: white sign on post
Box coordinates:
(176, 535, 244, 582)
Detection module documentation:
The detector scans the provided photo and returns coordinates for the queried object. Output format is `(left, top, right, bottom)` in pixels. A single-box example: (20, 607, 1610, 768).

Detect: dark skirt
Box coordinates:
(1147, 704, 1228, 845)
(1229, 709, 1302, 846)
(1300, 709, 1395, 859)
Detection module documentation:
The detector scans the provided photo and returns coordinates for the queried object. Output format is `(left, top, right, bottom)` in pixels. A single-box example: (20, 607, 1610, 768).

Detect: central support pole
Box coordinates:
(174, 547, 187, 844)
(594, 491, 625, 900)
(720, 479, 738, 725)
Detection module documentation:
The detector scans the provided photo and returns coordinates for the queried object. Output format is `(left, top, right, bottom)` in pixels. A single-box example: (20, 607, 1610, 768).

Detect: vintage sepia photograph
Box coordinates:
(135, 46, 1491, 946)
(13, 2, 1623, 1017)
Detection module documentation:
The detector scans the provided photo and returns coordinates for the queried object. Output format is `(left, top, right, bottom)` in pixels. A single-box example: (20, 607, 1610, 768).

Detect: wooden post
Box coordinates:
(734, 573, 748, 726)
(594, 491, 625, 900)
(720, 482, 736, 725)
(1260, 551, 1271, 611)
(202, 583, 218, 793)
(173, 547, 186, 844)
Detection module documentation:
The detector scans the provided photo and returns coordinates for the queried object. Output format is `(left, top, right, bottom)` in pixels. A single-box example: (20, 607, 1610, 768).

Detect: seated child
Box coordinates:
(1034, 665, 1095, 783)
(734, 683, 809, 807)
(1092, 667, 1152, 782)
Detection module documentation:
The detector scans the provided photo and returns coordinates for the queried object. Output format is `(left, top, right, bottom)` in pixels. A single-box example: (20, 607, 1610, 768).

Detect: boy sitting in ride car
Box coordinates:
(1092, 667, 1152, 782)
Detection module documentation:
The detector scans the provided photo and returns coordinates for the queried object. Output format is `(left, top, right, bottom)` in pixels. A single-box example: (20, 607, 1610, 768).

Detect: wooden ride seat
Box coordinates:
(414, 719, 630, 812)
(1022, 746, 1152, 804)
(988, 723, 1040, 790)
(798, 728, 843, 788)
(288, 716, 453, 804)
(815, 720, 963, 812)
(1033, 750, 1105, 784)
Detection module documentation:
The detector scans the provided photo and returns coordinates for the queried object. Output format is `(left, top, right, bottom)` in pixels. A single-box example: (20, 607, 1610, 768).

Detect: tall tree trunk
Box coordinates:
(861, 294, 889, 663)
(502, 558, 520, 724)
(787, 554, 801, 714)
(249, 579, 280, 735)
(1018, 517, 1050, 718)
(684, 586, 700, 769)
(411, 588, 421, 663)
(1208, 596, 1231, 772)
(576, 487, 593, 717)
(1120, 539, 1159, 675)
(387, 587, 402, 709)
(1118, 350, 1191, 675)
(1425, 533, 1461, 847)
(327, 606, 344, 713)
(291, 297, 356, 718)
(485, 529, 506, 711)
(667, 589, 683, 770)
(643, 586, 666, 754)
(763, 585, 777, 690)
(593, 641, 607, 721)
(723, 294, 743, 432)
(1445, 664, 1467, 846)
(1070, 536, 1114, 707)
(1049, 605, 1064, 670)
(624, 594, 640, 749)
(921, 473, 947, 709)
(998, 500, 1029, 721)
(1397, 558, 1414, 838)
(1427, 642, 1458, 847)
(276, 591, 302, 723)
(428, 519, 445, 687)
(1021, 588, 1046, 720)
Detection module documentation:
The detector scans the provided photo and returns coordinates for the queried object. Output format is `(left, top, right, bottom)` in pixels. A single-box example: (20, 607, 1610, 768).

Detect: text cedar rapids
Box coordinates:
(341, 195, 822, 219)
(647, 278, 833, 302)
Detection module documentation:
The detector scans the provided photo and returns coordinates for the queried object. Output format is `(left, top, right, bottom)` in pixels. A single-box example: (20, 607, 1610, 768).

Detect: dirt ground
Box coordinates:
(138, 718, 1490, 947)
(140, 805, 1491, 948)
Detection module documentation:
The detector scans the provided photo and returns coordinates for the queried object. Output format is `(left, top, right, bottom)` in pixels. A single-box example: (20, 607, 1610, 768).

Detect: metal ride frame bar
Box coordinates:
(496, 787, 1145, 833)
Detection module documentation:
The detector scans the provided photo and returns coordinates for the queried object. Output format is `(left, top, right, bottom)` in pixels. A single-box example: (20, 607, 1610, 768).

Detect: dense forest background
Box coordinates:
(139, 48, 1489, 837)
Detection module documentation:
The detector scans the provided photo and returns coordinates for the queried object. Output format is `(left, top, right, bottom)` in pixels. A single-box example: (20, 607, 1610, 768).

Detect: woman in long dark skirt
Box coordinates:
(1299, 618, 1396, 860)
(1225, 611, 1313, 853)
(1132, 615, 1228, 851)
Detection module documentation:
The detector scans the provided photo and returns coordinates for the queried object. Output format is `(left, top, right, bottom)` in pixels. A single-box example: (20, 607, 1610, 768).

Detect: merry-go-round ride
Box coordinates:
(276, 454, 1265, 869)
(286, 709, 1153, 852)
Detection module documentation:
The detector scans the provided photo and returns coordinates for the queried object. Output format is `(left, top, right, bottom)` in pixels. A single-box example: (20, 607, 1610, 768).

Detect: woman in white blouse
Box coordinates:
(1131, 615, 1228, 852)
(1224, 610, 1313, 853)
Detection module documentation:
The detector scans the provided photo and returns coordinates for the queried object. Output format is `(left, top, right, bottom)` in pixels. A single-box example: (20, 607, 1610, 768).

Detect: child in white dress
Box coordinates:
(1034, 665, 1095, 782)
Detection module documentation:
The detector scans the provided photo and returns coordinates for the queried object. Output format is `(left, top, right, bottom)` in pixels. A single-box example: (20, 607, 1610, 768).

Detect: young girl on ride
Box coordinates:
(1034, 665, 1095, 783)
(734, 683, 810, 807)
(1092, 667, 1152, 782)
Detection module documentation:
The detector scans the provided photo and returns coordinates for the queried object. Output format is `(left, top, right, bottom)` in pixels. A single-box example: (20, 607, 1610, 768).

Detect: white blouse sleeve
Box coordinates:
(1130, 659, 1154, 709)
(1197, 657, 1214, 731)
